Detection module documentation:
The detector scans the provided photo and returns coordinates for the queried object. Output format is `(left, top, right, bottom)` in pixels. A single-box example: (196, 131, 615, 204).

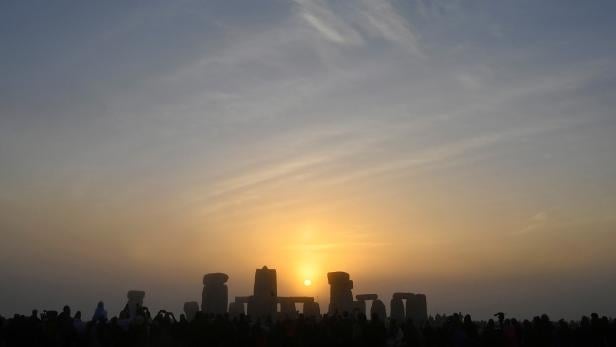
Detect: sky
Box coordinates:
(1, 0, 615, 320)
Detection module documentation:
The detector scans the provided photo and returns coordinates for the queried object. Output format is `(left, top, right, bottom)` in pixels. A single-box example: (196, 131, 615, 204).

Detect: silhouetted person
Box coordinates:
(481, 318, 499, 347)
(365, 312, 387, 346)
(3, 301, 616, 347)
(92, 301, 108, 323)
(57, 305, 74, 347)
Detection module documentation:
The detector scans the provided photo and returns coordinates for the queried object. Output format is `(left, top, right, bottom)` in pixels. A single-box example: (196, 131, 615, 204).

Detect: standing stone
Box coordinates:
(390, 297, 405, 322)
(278, 298, 298, 319)
(352, 300, 366, 317)
(247, 266, 277, 318)
(370, 299, 387, 321)
(327, 272, 354, 314)
(183, 301, 199, 321)
(406, 294, 428, 323)
(354, 294, 378, 318)
(202, 273, 229, 315)
(303, 301, 321, 319)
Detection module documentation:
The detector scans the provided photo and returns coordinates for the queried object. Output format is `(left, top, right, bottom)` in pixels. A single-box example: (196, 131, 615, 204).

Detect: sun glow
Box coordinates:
(303, 279, 312, 286)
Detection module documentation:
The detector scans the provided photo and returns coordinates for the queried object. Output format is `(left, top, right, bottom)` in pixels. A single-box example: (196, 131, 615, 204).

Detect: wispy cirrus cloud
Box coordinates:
(2, 0, 616, 319)
(293, 0, 423, 56)
(517, 211, 550, 234)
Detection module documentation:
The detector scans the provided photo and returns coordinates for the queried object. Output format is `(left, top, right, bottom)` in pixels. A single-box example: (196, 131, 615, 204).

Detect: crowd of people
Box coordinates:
(1, 303, 615, 346)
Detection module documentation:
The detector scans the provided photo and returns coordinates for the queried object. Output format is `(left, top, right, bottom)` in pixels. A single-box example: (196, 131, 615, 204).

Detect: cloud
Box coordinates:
(302, 11, 351, 44)
(293, 0, 423, 56)
(181, 54, 595, 223)
(517, 212, 549, 234)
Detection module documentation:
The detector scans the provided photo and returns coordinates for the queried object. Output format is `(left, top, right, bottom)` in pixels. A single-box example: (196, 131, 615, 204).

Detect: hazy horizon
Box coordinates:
(1, 0, 615, 320)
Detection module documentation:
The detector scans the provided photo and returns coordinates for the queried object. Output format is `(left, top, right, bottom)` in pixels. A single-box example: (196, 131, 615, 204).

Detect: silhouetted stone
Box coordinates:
(203, 273, 229, 284)
(356, 294, 378, 301)
(235, 296, 251, 304)
(201, 273, 229, 314)
(276, 297, 316, 319)
(228, 302, 245, 317)
(370, 299, 386, 321)
(247, 266, 277, 318)
(406, 293, 428, 323)
(254, 266, 277, 297)
(354, 294, 378, 317)
(327, 271, 350, 282)
(327, 271, 354, 314)
(390, 297, 405, 321)
(280, 296, 314, 303)
(126, 290, 145, 319)
(240, 269, 317, 319)
(278, 298, 298, 319)
(183, 301, 199, 321)
(353, 300, 366, 317)
(303, 301, 321, 318)
(392, 292, 412, 300)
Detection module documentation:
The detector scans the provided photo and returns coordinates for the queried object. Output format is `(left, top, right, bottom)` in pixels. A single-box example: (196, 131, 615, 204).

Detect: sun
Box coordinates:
(303, 279, 312, 286)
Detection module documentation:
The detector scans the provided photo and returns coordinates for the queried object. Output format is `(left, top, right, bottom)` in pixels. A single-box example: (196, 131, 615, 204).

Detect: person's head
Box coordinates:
(541, 314, 550, 323)
(97, 301, 104, 309)
(63, 305, 71, 315)
(74, 311, 81, 320)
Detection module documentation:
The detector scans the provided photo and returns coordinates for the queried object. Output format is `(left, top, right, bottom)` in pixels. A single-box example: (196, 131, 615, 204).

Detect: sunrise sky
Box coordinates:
(1, 1, 615, 319)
